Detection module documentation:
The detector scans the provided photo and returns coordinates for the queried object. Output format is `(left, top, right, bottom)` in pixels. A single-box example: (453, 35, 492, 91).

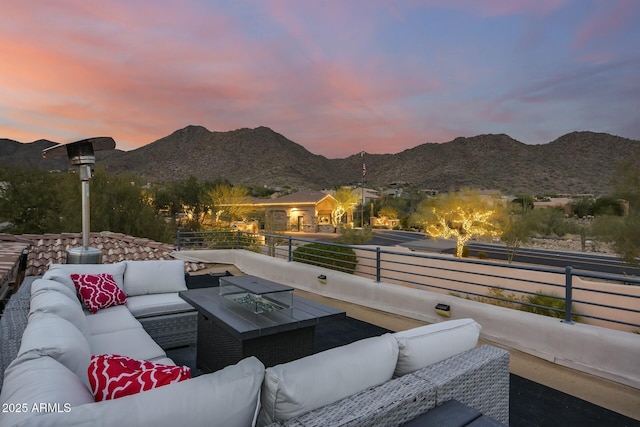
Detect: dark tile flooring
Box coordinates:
(167, 316, 640, 427)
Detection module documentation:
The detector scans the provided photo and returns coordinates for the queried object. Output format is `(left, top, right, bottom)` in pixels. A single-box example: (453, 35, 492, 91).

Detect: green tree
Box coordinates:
(378, 206, 399, 220)
(592, 161, 640, 265)
(411, 189, 503, 258)
(501, 210, 537, 263)
(0, 166, 67, 233)
(174, 176, 213, 227)
(0, 165, 174, 243)
(527, 207, 578, 236)
(592, 197, 625, 216)
(511, 195, 534, 212)
(612, 160, 640, 209)
(208, 183, 253, 223)
(570, 197, 595, 218)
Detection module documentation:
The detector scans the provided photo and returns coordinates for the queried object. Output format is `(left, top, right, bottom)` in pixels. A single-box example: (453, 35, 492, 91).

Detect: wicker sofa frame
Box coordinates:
(0, 276, 197, 389)
(266, 345, 509, 426)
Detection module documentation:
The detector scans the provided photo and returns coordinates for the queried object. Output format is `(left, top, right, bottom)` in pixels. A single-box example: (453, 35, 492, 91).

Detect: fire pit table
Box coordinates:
(179, 275, 346, 372)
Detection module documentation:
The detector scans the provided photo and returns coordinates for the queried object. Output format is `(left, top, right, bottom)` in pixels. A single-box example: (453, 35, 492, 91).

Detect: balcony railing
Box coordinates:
(177, 230, 640, 332)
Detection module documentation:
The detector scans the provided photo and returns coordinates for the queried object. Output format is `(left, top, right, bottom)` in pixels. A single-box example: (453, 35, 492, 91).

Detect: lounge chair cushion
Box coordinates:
(29, 287, 91, 338)
(20, 357, 266, 427)
(393, 318, 481, 376)
(123, 260, 187, 296)
(17, 312, 92, 387)
(44, 262, 127, 292)
(259, 333, 399, 425)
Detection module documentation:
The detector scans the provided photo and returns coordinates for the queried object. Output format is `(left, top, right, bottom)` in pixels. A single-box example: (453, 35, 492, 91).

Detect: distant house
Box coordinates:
(254, 190, 338, 233)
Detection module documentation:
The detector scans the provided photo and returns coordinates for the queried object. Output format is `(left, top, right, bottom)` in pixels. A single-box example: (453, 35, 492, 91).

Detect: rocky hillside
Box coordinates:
(2, 127, 639, 195)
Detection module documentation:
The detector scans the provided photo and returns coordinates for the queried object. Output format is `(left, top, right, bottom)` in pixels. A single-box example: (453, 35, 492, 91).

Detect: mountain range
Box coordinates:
(2, 126, 639, 196)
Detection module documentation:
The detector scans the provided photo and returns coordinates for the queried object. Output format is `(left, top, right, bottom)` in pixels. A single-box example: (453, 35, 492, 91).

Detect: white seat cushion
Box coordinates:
(20, 357, 266, 427)
(0, 353, 94, 427)
(88, 328, 166, 362)
(44, 262, 127, 291)
(259, 333, 399, 425)
(393, 318, 481, 377)
(150, 357, 176, 366)
(123, 260, 187, 296)
(85, 305, 143, 335)
(126, 293, 194, 318)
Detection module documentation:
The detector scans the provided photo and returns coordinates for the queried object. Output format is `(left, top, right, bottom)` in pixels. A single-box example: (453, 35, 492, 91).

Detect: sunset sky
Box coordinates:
(1, 1, 638, 158)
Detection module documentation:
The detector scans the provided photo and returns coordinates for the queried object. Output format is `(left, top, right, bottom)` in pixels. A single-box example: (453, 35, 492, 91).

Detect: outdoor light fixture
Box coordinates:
(435, 303, 451, 318)
(42, 137, 116, 264)
(317, 274, 327, 284)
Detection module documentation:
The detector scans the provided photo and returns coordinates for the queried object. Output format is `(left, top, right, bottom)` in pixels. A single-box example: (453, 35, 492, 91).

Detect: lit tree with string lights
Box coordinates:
(411, 188, 504, 258)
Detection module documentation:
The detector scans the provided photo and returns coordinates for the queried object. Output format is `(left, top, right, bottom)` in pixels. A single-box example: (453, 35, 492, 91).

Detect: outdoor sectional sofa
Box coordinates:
(0, 260, 509, 427)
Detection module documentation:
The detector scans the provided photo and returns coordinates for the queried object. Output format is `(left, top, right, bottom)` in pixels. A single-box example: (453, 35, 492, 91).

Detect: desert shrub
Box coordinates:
(336, 225, 372, 245)
(474, 287, 523, 309)
(292, 243, 357, 274)
(520, 291, 581, 322)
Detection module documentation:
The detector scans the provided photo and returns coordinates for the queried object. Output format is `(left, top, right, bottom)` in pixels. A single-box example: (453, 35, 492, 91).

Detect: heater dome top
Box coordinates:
(42, 137, 116, 165)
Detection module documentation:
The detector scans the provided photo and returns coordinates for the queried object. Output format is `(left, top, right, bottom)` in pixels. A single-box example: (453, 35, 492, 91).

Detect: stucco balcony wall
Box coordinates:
(173, 249, 640, 390)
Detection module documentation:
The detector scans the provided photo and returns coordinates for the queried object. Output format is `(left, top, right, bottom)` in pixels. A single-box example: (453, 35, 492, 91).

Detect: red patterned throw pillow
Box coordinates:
(88, 354, 192, 401)
(71, 273, 127, 313)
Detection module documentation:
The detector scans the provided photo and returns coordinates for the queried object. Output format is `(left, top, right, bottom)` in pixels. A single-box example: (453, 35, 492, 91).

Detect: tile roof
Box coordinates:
(0, 238, 30, 300)
(254, 189, 336, 206)
(0, 232, 207, 281)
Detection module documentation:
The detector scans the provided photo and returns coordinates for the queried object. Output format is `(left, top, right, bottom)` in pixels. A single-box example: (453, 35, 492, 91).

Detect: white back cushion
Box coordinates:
(29, 289, 90, 338)
(31, 278, 78, 302)
(393, 318, 481, 376)
(18, 312, 92, 388)
(20, 357, 265, 427)
(259, 333, 399, 425)
(44, 262, 126, 291)
(123, 260, 187, 296)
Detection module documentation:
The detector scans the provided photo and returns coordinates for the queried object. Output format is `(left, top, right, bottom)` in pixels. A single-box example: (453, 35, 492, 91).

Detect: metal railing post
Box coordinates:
(176, 231, 182, 251)
(563, 266, 575, 324)
(288, 236, 293, 262)
(376, 247, 381, 282)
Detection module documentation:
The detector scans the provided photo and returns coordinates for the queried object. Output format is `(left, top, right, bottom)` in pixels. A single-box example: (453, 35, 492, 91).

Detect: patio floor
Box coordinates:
(171, 274, 640, 427)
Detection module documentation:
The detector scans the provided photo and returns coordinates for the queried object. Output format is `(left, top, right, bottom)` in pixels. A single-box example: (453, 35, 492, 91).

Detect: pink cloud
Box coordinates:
(410, 0, 568, 17)
(573, 0, 638, 50)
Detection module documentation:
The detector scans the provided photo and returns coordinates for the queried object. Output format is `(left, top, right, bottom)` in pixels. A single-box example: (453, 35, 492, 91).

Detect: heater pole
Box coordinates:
(41, 137, 115, 264)
(80, 168, 91, 249)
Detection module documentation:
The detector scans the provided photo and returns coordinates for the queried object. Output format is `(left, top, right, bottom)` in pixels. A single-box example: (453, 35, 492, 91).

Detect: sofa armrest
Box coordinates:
(411, 345, 510, 425)
(276, 371, 437, 427)
(275, 345, 509, 427)
(19, 357, 265, 427)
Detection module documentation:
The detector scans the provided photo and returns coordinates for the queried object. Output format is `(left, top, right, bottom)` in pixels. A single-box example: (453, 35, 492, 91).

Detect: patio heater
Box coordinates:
(42, 137, 116, 264)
